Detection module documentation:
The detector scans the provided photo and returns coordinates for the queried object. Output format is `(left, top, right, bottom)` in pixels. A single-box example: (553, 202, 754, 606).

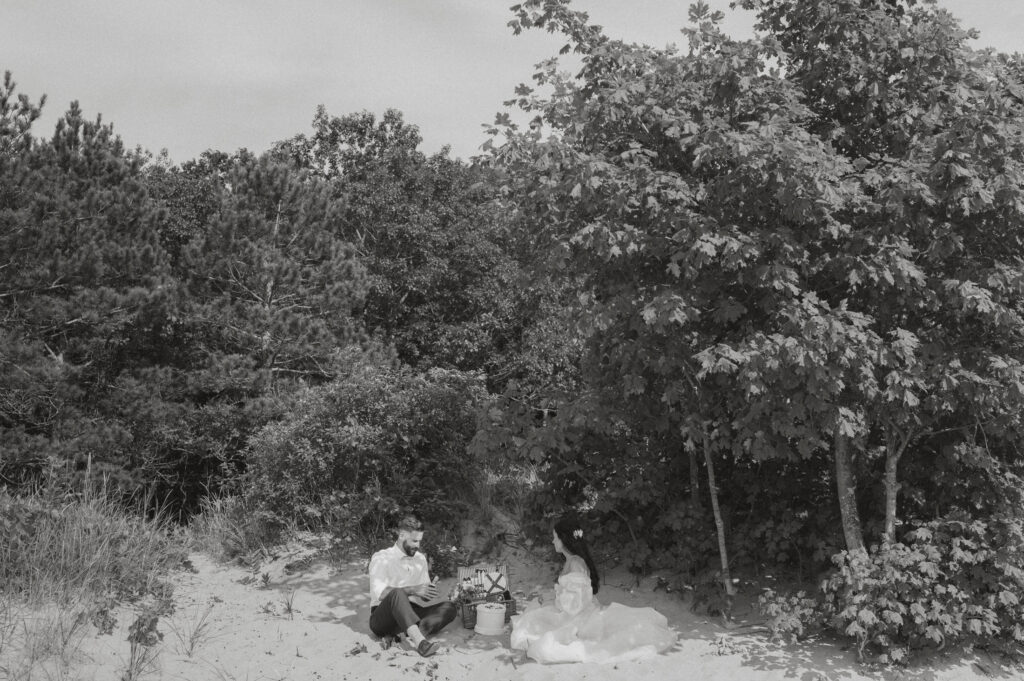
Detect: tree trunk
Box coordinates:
(834, 433, 866, 555)
(688, 446, 701, 512)
(702, 430, 735, 618)
(882, 445, 899, 545)
(882, 427, 912, 545)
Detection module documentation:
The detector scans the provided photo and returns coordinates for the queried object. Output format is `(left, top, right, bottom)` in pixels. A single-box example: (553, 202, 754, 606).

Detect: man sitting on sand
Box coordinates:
(368, 515, 457, 657)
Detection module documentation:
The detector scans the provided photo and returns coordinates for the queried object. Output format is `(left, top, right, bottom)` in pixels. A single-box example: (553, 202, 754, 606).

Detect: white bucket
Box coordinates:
(474, 602, 506, 636)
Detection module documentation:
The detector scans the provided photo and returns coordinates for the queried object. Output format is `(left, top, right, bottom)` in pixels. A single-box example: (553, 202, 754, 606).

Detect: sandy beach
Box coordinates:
(16, 537, 1009, 681)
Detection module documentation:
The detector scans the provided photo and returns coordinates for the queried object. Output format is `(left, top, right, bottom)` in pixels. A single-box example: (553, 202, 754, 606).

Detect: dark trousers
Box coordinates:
(369, 588, 458, 638)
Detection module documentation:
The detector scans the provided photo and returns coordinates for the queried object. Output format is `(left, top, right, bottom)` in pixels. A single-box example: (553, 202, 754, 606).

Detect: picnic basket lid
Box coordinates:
(457, 563, 512, 594)
(457, 564, 510, 581)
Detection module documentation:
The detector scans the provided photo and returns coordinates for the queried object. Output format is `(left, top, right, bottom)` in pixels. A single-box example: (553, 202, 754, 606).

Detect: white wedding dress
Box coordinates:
(510, 556, 676, 664)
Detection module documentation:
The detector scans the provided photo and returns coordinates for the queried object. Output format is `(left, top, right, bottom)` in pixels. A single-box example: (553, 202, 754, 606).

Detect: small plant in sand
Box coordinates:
(90, 594, 119, 636)
(55, 608, 89, 655)
(121, 609, 163, 681)
(281, 589, 298, 620)
(166, 604, 216, 658)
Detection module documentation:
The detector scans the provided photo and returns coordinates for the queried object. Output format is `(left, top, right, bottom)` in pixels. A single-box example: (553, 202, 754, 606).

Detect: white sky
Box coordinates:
(1, 1, 1020, 164)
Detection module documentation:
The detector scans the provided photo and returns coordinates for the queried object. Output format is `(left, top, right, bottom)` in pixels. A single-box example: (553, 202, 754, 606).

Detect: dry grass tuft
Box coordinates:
(0, 484, 184, 606)
(166, 603, 217, 657)
(184, 495, 282, 564)
(0, 480, 184, 681)
(1, 602, 92, 681)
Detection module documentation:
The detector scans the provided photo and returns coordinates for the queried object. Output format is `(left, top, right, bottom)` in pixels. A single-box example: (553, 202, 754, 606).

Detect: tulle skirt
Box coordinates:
(510, 599, 677, 664)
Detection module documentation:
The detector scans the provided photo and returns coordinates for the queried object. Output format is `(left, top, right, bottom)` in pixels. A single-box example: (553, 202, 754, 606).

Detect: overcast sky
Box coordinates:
(2, 1, 1021, 164)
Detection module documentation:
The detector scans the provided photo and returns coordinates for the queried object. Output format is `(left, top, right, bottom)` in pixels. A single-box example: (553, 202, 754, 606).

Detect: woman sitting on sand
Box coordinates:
(509, 517, 677, 664)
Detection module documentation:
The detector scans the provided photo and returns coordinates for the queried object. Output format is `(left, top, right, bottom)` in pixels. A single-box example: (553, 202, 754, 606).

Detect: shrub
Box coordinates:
(245, 347, 486, 546)
(421, 529, 467, 579)
(759, 588, 825, 643)
(820, 513, 1024, 664)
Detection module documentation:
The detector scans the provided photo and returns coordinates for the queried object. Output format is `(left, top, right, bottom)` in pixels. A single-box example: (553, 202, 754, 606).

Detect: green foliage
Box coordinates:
(273, 107, 529, 382)
(476, 392, 717, 573)
(488, 0, 1024, 595)
(494, 0, 882, 567)
(1, 74, 173, 488)
(420, 530, 466, 579)
(819, 513, 1024, 663)
(728, 459, 843, 576)
(140, 150, 223, 262)
(125, 150, 367, 514)
(4, 5, 1024, 668)
(123, 607, 164, 681)
(1, 79, 371, 515)
(759, 588, 824, 643)
(181, 152, 365, 376)
(0, 70, 44, 154)
(0, 69, 565, 530)
(245, 346, 486, 544)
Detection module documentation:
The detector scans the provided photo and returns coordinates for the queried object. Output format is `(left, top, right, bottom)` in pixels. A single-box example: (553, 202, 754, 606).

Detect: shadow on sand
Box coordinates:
(256, 556, 1020, 680)
(732, 634, 1019, 681)
(262, 557, 525, 670)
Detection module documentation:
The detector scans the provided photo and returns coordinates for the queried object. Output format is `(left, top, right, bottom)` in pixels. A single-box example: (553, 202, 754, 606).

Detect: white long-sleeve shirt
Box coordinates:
(368, 544, 430, 607)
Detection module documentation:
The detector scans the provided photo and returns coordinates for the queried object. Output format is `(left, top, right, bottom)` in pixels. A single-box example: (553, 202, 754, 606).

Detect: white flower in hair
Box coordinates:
(573, 529, 583, 539)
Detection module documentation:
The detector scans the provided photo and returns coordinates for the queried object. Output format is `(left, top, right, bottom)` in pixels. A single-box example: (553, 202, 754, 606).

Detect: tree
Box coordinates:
(0, 76, 371, 511)
(491, 0, 1024, 594)
(737, 0, 1024, 544)
(494, 1, 877, 600)
(1, 73, 174, 486)
(272, 107, 531, 384)
(181, 153, 364, 379)
(140, 150, 224, 264)
(245, 344, 487, 542)
(113, 152, 369, 511)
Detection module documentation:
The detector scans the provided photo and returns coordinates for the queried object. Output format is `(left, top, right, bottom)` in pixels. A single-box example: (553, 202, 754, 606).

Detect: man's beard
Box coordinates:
(401, 540, 416, 557)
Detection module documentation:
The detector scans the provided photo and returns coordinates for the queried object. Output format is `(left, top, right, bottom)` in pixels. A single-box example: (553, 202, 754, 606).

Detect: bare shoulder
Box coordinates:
(564, 555, 589, 576)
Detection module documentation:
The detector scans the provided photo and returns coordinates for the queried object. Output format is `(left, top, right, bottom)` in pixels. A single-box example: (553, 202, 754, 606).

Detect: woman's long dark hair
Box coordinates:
(554, 517, 600, 594)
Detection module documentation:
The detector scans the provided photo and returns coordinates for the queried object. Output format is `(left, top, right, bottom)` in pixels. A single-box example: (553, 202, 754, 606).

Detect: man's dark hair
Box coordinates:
(396, 515, 423, 533)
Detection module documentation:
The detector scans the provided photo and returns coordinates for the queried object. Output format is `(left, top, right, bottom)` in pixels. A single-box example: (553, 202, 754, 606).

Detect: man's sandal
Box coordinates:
(416, 639, 441, 657)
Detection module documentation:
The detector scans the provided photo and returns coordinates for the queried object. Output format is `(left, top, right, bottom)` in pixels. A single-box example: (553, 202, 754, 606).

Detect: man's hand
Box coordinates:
(407, 582, 439, 602)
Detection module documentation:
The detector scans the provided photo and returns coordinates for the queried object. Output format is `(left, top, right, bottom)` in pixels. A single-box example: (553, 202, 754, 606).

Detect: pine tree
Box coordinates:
(1, 73, 173, 485)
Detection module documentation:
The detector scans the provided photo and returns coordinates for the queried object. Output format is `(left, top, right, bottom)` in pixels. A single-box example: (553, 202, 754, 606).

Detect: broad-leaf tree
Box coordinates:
(737, 0, 1024, 545)
(490, 0, 1024, 609)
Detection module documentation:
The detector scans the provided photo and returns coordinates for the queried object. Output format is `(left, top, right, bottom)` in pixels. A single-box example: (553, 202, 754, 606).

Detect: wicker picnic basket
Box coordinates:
(456, 564, 518, 629)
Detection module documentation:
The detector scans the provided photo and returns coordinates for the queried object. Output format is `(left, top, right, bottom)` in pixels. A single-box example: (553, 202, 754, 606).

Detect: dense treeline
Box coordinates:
(3, 0, 1024, 663)
(0, 78, 554, 524)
